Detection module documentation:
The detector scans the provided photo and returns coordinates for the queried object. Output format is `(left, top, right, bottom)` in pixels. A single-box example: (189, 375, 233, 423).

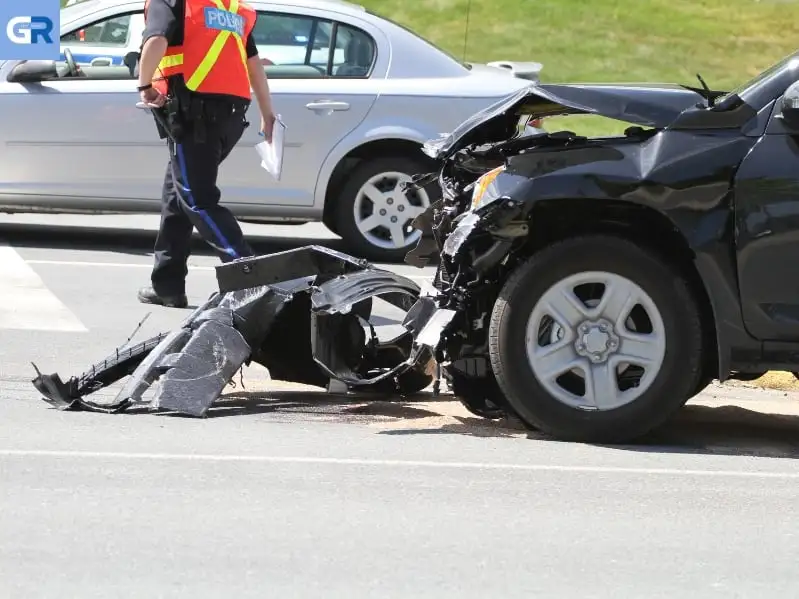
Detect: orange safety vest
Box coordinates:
(146, 0, 255, 100)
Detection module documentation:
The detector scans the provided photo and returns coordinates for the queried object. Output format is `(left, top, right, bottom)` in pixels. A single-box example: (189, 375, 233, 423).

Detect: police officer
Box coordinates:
(135, 0, 276, 308)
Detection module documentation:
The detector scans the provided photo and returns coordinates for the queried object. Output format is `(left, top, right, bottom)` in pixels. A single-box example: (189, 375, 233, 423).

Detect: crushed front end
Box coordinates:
(402, 128, 547, 419)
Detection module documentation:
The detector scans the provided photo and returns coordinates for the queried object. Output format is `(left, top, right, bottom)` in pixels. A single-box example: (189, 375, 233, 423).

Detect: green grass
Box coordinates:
(358, 0, 799, 135)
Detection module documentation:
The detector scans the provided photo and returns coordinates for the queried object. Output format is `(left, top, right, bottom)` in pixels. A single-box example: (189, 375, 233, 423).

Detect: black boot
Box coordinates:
(137, 286, 188, 308)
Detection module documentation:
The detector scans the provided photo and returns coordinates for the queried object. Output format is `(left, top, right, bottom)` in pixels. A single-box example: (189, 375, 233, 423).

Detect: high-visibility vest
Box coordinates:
(146, 0, 256, 100)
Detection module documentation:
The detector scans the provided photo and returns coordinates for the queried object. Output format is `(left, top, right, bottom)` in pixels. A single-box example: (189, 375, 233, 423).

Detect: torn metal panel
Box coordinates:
(110, 292, 226, 410)
(310, 269, 421, 314)
(215, 244, 370, 292)
(112, 283, 308, 416)
(152, 318, 251, 416)
(310, 289, 453, 390)
(31, 332, 167, 413)
(308, 268, 430, 388)
(30, 245, 439, 416)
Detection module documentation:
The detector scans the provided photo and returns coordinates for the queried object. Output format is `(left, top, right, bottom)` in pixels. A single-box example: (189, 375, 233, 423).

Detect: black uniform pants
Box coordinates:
(151, 105, 254, 296)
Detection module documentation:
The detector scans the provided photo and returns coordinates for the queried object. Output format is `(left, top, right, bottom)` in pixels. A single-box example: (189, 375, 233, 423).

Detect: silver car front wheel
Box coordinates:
(333, 156, 437, 262)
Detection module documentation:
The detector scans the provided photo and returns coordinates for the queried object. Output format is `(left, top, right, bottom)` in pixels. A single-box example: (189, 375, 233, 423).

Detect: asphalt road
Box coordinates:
(4, 215, 799, 598)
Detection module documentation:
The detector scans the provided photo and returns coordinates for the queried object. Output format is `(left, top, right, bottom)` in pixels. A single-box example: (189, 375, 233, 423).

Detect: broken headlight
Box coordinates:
(469, 165, 506, 212)
(443, 212, 480, 257)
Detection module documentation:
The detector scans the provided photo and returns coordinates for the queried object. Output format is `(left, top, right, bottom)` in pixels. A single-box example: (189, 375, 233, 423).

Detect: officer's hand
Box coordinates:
(261, 111, 276, 143)
(140, 87, 166, 108)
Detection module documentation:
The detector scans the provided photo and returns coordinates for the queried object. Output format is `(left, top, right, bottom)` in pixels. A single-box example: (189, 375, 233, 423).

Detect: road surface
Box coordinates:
(3, 215, 799, 598)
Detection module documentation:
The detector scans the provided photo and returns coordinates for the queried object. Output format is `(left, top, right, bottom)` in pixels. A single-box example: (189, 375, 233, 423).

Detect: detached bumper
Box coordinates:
(31, 245, 455, 417)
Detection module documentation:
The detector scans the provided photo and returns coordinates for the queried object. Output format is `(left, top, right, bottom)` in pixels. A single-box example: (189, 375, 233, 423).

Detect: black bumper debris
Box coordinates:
(31, 245, 455, 417)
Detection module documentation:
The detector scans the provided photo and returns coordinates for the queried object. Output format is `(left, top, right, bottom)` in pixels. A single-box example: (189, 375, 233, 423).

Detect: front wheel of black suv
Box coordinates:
(488, 234, 704, 443)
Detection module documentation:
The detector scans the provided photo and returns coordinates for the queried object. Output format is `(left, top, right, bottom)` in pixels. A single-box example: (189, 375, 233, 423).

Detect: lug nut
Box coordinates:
(391, 216, 398, 223)
(398, 205, 405, 212)
(379, 209, 387, 216)
(387, 198, 394, 205)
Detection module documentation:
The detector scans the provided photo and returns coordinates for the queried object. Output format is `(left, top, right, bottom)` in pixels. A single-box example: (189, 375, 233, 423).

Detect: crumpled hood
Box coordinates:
(423, 82, 708, 159)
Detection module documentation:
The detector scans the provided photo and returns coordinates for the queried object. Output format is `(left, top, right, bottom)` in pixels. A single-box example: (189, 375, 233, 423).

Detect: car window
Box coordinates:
(330, 23, 375, 78)
(61, 14, 132, 46)
(254, 11, 375, 79)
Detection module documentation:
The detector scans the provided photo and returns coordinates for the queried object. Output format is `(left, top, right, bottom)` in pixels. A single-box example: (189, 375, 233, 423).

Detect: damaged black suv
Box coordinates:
(31, 51, 799, 445)
(404, 50, 799, 442)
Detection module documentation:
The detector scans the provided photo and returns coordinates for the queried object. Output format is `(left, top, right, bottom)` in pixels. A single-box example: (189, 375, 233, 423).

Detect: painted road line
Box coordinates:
(1, 449, 799, 479)
(0, 246, 87, 332)
(25, 259, 434, 280)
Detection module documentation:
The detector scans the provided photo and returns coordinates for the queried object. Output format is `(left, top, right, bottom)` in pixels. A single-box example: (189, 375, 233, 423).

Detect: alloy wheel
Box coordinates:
(524, 271, 667, 411)
(352, 171, 431, 250)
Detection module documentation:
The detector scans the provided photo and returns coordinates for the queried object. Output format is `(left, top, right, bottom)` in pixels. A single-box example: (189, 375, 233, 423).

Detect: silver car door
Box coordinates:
(218, 5, 387, 208)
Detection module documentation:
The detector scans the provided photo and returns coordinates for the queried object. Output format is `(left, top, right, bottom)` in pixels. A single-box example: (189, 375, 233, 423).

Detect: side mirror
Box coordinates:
(6, 60, 57, 83)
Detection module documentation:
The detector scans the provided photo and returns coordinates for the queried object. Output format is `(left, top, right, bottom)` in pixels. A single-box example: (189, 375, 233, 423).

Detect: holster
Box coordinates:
(161, 80, 252, 144)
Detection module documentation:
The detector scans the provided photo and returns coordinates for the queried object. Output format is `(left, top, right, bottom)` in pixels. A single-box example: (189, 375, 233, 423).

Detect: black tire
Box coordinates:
(444, 368, 509, 420)
(334, 156, 439, 262)
(488, 235, 704, 443)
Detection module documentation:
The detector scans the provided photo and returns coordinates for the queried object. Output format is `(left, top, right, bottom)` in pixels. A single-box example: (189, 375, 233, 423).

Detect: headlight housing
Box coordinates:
(470, 166, 505, 212)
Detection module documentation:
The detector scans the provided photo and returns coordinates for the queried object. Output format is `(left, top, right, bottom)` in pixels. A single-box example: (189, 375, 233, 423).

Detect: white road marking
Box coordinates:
(0, 449, 797, 479)
(25, 259, 434, 280)
(0, 246, 87, 332)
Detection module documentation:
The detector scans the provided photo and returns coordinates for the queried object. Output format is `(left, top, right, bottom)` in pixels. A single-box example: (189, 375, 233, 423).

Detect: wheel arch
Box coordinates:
(520, 198, 726, 384)
(319, 135, 437, 230)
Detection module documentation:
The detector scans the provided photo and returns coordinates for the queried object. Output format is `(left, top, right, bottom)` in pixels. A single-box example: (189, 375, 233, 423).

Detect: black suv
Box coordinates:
(403, 50, 799, 443)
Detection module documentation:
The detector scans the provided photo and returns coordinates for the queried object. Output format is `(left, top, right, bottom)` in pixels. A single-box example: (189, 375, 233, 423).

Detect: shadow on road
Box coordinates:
(0, 221, 347, 259)
(192, 389, 525, 439)
(617, 404, 799, 459)
(197, 388, 799, 455)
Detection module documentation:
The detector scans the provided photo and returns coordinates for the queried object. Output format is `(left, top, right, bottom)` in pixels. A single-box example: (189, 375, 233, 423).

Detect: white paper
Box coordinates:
(255, 114, 285, 181)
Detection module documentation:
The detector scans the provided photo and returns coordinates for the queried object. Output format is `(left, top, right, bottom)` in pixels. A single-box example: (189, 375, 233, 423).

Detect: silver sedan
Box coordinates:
(0, 0, 541, 260)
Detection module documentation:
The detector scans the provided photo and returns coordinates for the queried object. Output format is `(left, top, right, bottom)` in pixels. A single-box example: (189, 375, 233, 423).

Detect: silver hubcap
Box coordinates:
(524, 271, 666, 411)
(353, 171, 430, 250)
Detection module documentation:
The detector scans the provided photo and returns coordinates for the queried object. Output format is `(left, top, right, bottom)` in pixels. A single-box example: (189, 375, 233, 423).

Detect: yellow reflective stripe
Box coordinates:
(159, 54, 183, 69)
(185, 0, 249, 91)
(186, 30, 230, 89)
(228, 0, 250, 72)
(235, 36, 247, 67)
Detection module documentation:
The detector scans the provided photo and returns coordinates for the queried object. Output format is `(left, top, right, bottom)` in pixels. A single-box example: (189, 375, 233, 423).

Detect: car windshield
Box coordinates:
(365, 9, 471, 70)
(716, 50, 799, 104)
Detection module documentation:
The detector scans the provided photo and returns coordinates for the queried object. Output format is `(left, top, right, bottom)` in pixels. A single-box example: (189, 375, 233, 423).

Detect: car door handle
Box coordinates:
(305, 100, 350, 113)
